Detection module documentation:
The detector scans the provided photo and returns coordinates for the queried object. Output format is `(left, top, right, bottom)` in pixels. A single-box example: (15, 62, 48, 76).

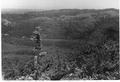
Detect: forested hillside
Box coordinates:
(2, 8, 118, 39)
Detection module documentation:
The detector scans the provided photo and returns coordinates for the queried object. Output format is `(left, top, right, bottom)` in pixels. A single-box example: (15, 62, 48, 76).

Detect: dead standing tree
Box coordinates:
(32, 26, 45, 80)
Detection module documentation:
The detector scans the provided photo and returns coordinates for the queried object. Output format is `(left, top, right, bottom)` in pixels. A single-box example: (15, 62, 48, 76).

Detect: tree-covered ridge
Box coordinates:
(2, 9, 119, 39)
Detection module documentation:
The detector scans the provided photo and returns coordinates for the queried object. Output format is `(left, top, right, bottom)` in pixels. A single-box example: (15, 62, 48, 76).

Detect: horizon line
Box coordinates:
(1, 8, 119, 10)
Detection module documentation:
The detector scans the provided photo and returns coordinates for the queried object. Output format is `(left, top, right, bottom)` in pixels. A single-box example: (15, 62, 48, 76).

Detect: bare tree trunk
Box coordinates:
(34, 56, 39, 80)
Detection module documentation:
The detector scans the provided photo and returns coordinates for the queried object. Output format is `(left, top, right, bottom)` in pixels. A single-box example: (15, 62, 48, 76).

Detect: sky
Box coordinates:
(1, 0, 119, 9)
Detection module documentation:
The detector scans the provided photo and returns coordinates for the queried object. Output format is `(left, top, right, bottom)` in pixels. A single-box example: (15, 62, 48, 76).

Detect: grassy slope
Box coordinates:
(2, 42, 33, 77)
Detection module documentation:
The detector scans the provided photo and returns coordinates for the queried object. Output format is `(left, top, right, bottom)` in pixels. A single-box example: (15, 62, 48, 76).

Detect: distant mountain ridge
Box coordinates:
(2, 8, 118, 14)
(2, 9, 45, 14)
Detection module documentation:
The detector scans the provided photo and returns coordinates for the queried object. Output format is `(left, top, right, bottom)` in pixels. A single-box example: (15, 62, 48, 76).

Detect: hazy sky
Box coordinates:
(1, 0, 119, 9)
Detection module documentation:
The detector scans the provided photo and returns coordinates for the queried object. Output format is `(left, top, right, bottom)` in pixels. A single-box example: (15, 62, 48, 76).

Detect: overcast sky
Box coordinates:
(1, 0, 119, 9)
